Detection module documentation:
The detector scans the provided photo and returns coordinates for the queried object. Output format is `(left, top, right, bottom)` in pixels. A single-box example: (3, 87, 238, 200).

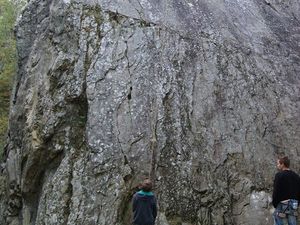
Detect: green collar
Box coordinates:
(138, 190, 154, 196)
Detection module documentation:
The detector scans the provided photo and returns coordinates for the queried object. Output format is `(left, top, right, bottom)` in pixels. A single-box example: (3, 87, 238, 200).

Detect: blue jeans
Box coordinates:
(273, 200, 298, 225)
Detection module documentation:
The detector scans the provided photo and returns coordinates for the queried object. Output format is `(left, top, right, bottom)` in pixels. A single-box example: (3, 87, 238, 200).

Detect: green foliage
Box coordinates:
(0, 0, 25, 159)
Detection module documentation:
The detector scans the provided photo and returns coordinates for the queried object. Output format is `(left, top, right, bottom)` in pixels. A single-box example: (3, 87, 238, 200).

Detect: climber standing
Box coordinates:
(272, 156, 300, 225)
(132, 179, 157, 225)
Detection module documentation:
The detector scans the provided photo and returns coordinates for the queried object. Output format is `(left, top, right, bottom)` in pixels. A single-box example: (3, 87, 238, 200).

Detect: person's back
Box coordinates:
(132, 179, 157, 225)
(272, 170, 300, 207)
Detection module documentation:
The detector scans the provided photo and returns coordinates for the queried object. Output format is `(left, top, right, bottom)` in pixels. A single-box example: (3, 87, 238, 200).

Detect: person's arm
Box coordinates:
(272, 173, 280, 208)
(132, 194, 137, 212)
(297, 174, 300, 201)
(152, 196, 157, 219)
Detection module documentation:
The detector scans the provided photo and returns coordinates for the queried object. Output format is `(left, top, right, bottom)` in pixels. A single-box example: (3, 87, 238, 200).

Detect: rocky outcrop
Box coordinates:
(1, 0, 300, 224)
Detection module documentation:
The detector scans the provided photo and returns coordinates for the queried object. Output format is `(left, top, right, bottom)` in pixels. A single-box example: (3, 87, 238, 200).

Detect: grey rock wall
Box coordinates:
(1, 0, 300, 225)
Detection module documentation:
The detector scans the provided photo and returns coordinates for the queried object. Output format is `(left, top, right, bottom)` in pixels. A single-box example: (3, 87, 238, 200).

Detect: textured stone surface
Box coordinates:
(1, 0, 300, 224)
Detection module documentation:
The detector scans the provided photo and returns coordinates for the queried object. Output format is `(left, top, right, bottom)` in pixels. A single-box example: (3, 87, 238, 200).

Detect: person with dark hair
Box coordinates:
(273, 156, 300, 225)
(132, 179, 157, 225)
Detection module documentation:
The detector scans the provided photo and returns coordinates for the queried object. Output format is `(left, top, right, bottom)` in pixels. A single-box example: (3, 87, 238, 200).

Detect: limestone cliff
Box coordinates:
(1, 0, 300, 225)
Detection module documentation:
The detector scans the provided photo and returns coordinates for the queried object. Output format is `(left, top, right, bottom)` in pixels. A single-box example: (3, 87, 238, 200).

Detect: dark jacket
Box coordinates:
(272, 170, 300, 208)
(132, 191, 157, 225)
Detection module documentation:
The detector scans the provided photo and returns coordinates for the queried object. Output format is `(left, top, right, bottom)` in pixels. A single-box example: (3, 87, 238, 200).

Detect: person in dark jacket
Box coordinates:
(132, 179, 157, 225)
(272, 156, 300, 225)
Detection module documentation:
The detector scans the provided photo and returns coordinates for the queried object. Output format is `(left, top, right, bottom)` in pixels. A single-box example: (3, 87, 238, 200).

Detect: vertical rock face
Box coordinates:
(1, 0, 300, 224)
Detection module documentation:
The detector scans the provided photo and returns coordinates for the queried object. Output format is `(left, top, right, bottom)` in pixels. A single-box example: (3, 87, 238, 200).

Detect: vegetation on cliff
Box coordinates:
(0, 0, 25, 158)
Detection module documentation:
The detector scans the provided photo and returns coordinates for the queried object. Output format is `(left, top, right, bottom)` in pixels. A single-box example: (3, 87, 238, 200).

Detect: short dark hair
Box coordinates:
(140, 179, 153, 192)
(278, 156, 290, 168)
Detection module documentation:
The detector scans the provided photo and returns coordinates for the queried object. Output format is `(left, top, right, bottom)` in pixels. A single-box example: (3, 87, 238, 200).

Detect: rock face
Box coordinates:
(1, 0, 300, 224)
